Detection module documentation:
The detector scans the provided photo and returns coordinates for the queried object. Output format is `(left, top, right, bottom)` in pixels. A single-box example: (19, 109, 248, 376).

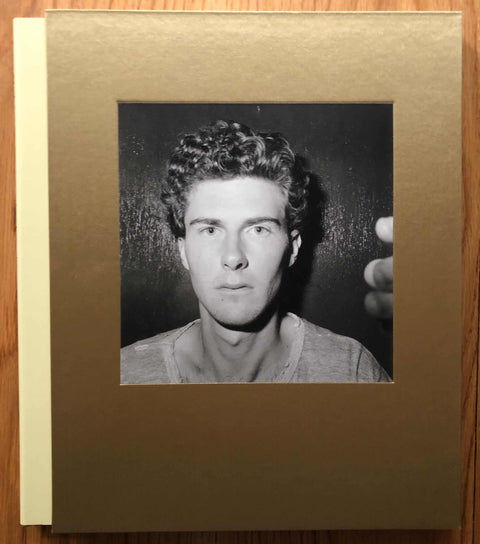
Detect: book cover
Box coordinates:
(16, 10, 461, 531)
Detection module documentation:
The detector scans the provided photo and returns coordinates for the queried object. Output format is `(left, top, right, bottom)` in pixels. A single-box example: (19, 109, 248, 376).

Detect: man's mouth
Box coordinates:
(218, 284, 251, 291)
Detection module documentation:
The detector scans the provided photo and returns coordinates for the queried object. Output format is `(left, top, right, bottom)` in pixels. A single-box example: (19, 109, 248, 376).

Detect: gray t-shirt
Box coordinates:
(121, 314, 391, 384)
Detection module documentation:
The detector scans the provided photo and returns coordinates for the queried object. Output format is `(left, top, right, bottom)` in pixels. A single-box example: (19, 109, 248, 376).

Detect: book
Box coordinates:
(15, 10, 462, 531)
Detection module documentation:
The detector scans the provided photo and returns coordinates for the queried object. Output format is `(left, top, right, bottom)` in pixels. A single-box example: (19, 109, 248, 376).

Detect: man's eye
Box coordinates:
(201, 226, 217, 235)
(250, 225, 270, 236)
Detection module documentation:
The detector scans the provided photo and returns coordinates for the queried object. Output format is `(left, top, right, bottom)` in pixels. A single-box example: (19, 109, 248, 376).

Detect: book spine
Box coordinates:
(14, 17, 52, 526)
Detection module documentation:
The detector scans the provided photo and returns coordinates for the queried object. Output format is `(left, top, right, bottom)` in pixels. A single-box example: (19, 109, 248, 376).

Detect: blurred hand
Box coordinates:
(363, 217, 393, 319)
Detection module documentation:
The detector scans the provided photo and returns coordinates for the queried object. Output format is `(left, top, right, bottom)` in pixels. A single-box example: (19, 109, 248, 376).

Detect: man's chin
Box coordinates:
(215, 316, 261, 332)
(207, 304, 278, 333)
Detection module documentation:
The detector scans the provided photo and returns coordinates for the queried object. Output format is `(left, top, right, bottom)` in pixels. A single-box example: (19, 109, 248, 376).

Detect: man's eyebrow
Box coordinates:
(189, 218, 222, 226)
(243, 217, 282, 227)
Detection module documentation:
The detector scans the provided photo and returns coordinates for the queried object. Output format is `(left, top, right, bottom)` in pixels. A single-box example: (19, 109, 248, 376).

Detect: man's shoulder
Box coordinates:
(302, 319, 365, 354)
(122, 327, 180, 352)
(120, 323, 192, 384)
(295, 318, 391, 383)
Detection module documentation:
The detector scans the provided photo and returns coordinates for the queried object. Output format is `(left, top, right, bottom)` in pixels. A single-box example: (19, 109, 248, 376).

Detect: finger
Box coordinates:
(364, 291, 393, 320)
(375, 216, 393, 244)
(364, 259, 382, 288)
(364, 257, 393, 290)
(372, 256, 393, 291)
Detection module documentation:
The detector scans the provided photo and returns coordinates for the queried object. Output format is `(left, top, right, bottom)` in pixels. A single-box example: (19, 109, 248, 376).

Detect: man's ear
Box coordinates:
(177, 238, 190, 270)
(289, 230, 302, 267)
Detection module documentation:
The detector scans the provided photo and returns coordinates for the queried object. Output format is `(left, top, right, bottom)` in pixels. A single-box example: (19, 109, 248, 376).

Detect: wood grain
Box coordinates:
(1, 0, 477, 543)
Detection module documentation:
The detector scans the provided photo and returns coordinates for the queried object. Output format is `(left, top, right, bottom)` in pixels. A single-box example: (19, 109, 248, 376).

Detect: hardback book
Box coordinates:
(15, 10, 462, 532)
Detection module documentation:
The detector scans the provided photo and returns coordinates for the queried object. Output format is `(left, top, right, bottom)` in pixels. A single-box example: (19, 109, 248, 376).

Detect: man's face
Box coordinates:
(178, 176, 301, 329)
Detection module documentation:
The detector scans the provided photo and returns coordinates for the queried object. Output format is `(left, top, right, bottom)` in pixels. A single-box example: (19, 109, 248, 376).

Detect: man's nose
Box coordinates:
(222, 235, 248, 270)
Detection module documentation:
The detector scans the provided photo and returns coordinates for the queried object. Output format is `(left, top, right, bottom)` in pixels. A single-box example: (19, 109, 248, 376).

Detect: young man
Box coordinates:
(121, 120, 392, 384)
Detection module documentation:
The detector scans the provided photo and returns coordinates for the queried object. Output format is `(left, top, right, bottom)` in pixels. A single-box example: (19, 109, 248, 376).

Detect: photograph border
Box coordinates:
(46, 10, 461, 530)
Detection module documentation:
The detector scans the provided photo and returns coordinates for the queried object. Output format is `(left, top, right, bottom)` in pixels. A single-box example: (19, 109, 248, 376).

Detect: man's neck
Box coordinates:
(177, 309, 293, 382)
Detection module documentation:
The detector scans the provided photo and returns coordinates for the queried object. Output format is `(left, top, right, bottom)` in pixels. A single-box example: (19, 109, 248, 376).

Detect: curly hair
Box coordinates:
(160, 120, 311, 238)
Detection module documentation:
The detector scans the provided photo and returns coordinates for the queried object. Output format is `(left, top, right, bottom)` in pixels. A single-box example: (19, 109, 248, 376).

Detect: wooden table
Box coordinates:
(1, 1, 478, 543)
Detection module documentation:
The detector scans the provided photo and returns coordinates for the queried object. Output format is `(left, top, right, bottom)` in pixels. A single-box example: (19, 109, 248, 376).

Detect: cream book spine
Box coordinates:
(14, 17, 52, 526)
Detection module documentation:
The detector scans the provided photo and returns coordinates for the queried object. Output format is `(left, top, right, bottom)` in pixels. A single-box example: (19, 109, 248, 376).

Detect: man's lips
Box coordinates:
(217, 283, 251, 291)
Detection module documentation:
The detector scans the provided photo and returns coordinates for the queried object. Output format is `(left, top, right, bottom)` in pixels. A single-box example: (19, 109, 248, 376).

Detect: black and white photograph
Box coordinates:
(119, 103, 393, 384)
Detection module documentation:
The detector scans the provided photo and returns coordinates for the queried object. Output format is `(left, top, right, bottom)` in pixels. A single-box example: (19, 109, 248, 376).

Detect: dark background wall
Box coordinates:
(119, 103, 393, 376)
